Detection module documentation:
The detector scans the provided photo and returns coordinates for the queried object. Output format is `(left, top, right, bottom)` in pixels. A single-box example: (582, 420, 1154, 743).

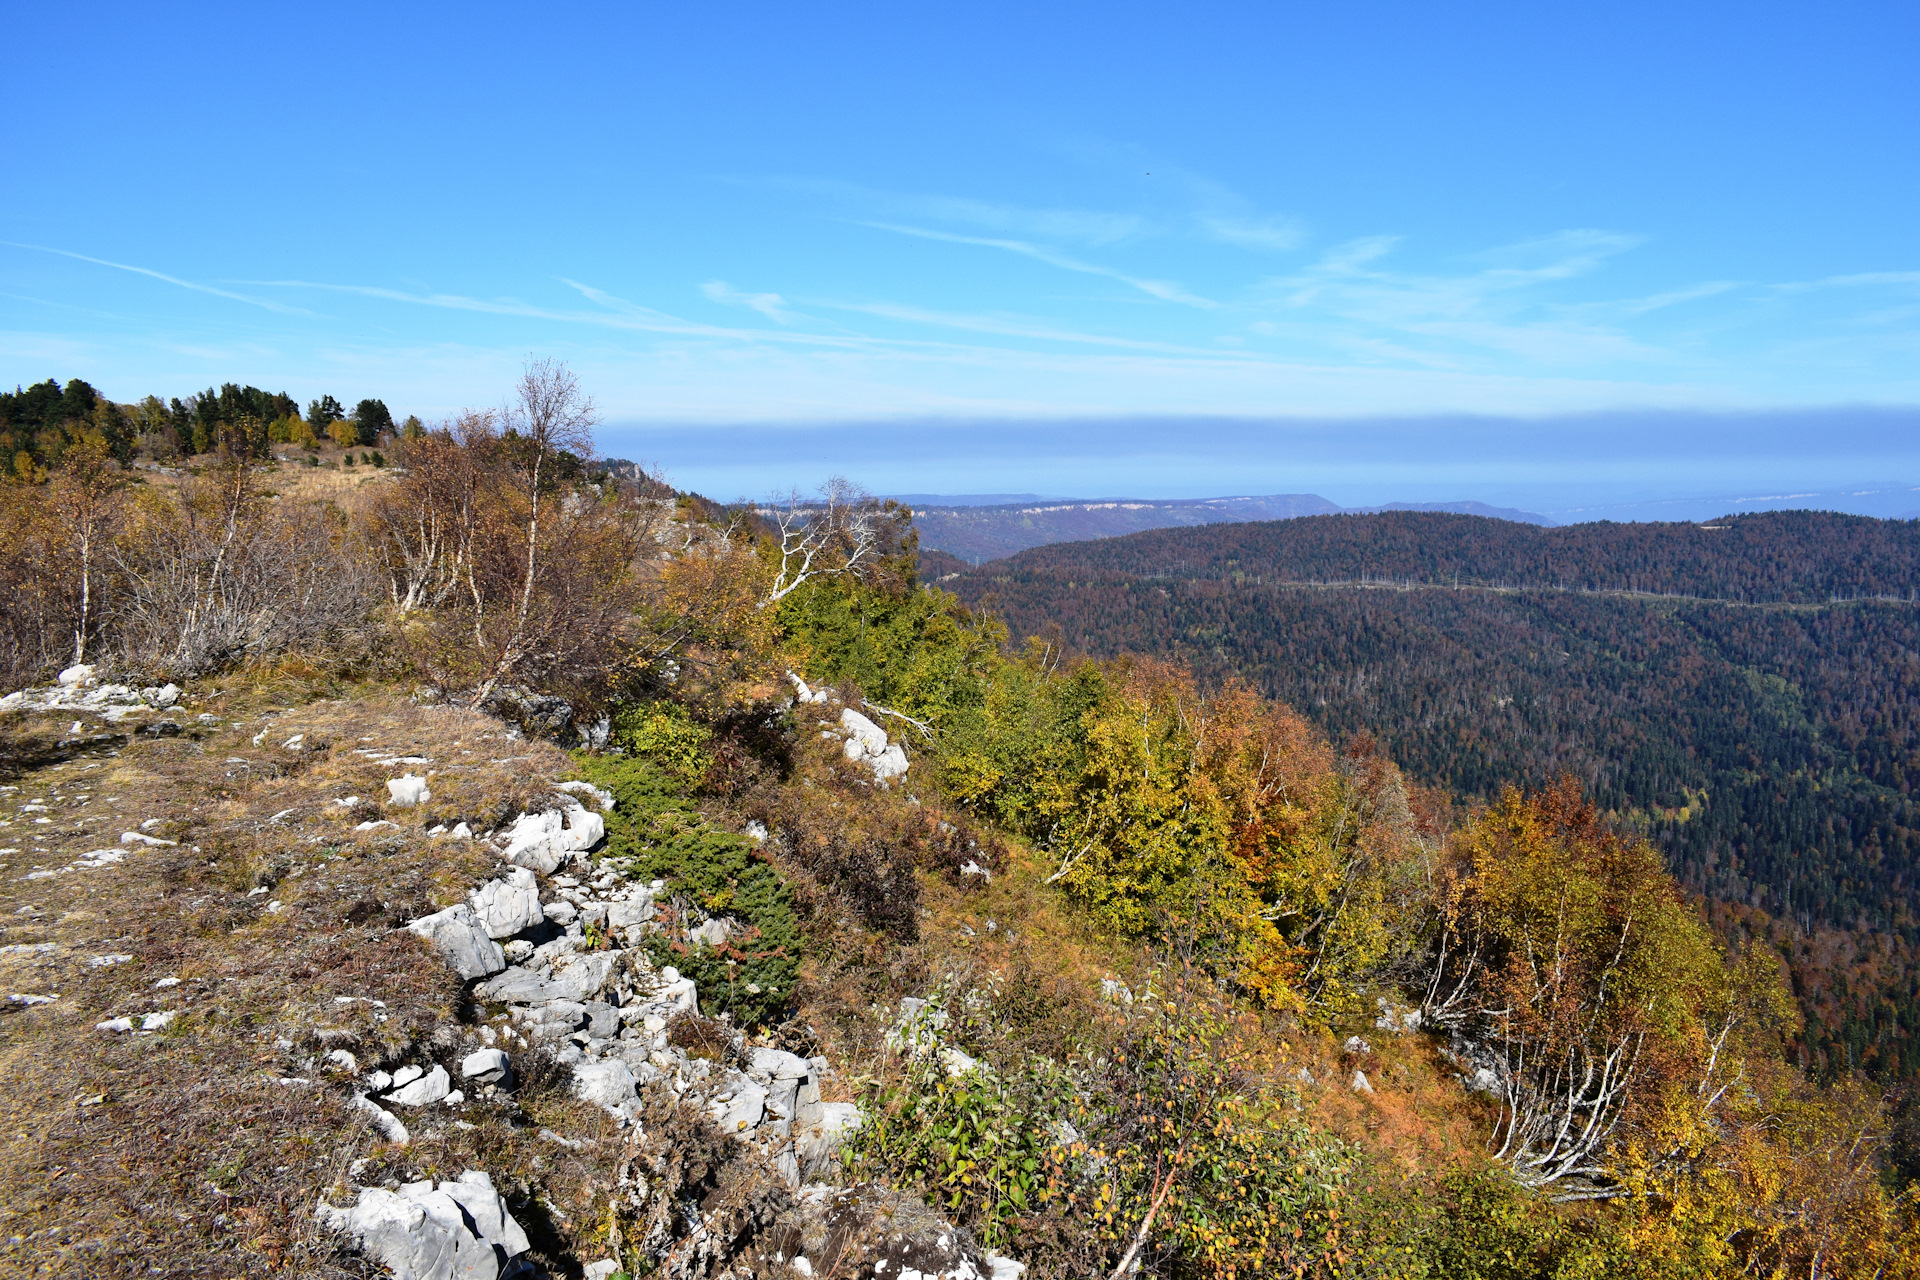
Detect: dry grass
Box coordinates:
(0, 683, 638, 1277)
(129, 456, 399, 503)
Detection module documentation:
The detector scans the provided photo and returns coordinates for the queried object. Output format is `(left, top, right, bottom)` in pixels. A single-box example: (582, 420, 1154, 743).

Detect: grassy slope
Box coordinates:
(0, 669, 1512, 1276)
(0, 682, 641, 1276)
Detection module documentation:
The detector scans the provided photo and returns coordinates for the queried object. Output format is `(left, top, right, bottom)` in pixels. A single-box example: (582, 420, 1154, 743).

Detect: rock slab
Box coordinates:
(408, 905, 508, 981)
(318, 1169, 529, 1280)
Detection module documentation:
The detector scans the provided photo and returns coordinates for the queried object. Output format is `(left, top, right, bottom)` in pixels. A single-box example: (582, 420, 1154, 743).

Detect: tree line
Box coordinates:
(0, 376, 414, 480)
(967, 507, 1920, 604)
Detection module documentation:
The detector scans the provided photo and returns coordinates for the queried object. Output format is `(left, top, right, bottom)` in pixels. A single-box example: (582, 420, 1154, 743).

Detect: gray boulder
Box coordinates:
(839, 707, 889, 757)
(318, 1169, 528, 1280)
(543, 950, 619, 1003)
(708, 1071, 769, 1135)
(747, 1046, 812, 1080)
(572, 1059, 640, 1120)
(388, 1064, 451, 1107)
(461, 1048, 512, 1086)
(605, 893, 656, 931)
(407, 905, 507, 981)
(796, 1101, 862, 1176)
(476, 966, 563, 1005)
(582, 1000, 619, 1039)
(470, 868, 544, 939)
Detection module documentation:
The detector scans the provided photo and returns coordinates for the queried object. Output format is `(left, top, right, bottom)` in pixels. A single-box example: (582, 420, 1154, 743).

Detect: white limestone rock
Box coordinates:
(477, 966, 558, 1005)
(839, 708, 889, 758)
(317, 1169, 527, 1280)
(639, 968, 698, 1017)
(469, 868, 544, 939)
(872, 742, 910, 781)
(406, 904, 507, 981)
(747, 1046, 812, 1081)
(388, 1064, 452, 1107)
(544, 950, 619, 1003)
(708, 1071, 769, 1135)
(387, 774, 432, 807)
(461, 1048, 512, 1085)
(794, 1101, 863, 1176)
(572, 1059, 640, 1120)
(350, 1092, 412, 1146)
(555, 779, 614, 812)
(497, 798, 603, 874)
(688, 916, 731, 947)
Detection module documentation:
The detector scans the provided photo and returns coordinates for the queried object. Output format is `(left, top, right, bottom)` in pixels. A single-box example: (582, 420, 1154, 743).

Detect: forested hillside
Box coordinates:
(941, 512, 1920, 1079)
(8, 367, 1920, 1276)
(966, 508, 1920, 602)
(910, 494, 1558, 562)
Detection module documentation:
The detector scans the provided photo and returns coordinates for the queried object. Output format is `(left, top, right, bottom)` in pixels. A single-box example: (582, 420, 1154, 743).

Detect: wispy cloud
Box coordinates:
(1200, 214, 1307, 252)
(1250, 231, 1675, 366)
(699, 280, 800, 324)
(254, 277, 770, 342)
(1775, 270, 1920, 293)
(749, 177, 1153, 246)
(861, 221, 1217, 307)
(4, 241, 312, 314)
(825, 299, 1244, 354)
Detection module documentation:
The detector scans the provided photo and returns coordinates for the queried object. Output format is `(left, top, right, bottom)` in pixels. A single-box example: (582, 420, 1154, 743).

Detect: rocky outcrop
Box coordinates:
(339, 784, 1018, 1280)
(317, 1169, 531, 1280)
(750, 1184, 1024, 1280)
(470, 868, 544, 939)
(839, 708, 910, 782)
(496, 801, 604, 875)
(407, 905, 507, 981)
(0, 667, 182, 721)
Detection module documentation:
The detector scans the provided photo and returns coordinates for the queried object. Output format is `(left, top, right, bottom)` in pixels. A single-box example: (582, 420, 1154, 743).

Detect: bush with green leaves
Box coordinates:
(775, 574, 1003, 723)
(570, 754, 798, 1025)
(848, 1047, 1079, 1251)
(608, 699, 713, 790)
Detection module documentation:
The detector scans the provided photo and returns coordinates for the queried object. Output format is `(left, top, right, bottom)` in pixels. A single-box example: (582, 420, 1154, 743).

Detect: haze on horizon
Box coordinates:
(3, 2, 1916, 508)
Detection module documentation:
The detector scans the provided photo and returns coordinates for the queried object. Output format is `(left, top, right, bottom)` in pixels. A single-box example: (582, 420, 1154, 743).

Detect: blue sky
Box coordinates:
(4, 2, 1917, 503)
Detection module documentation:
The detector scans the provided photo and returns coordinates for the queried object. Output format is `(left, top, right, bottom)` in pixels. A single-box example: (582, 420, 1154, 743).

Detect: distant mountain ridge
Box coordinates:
(907, 492, 1555, 561)
(945, 507, 1920, 603)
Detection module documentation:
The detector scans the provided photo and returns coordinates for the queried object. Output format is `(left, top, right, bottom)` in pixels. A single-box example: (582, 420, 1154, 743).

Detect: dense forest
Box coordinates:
(1, 376, 407, 478)
(940, 512, 1920, 1080)
(956, 508, 1920, 603)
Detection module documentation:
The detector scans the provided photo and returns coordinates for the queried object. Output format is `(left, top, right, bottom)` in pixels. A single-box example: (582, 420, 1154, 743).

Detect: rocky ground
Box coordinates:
(0, 669, 1022, 1280)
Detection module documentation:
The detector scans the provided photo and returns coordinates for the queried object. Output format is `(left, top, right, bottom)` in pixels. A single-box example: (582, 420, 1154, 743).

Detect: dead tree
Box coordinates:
(758, 477, 893, 608)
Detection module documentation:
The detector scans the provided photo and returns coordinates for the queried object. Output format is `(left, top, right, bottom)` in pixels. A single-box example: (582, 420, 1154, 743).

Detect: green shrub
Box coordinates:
(571, 754, 799, 1026)
(848, 1049, 1078, 1249)
(609, 700, 713, 790)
